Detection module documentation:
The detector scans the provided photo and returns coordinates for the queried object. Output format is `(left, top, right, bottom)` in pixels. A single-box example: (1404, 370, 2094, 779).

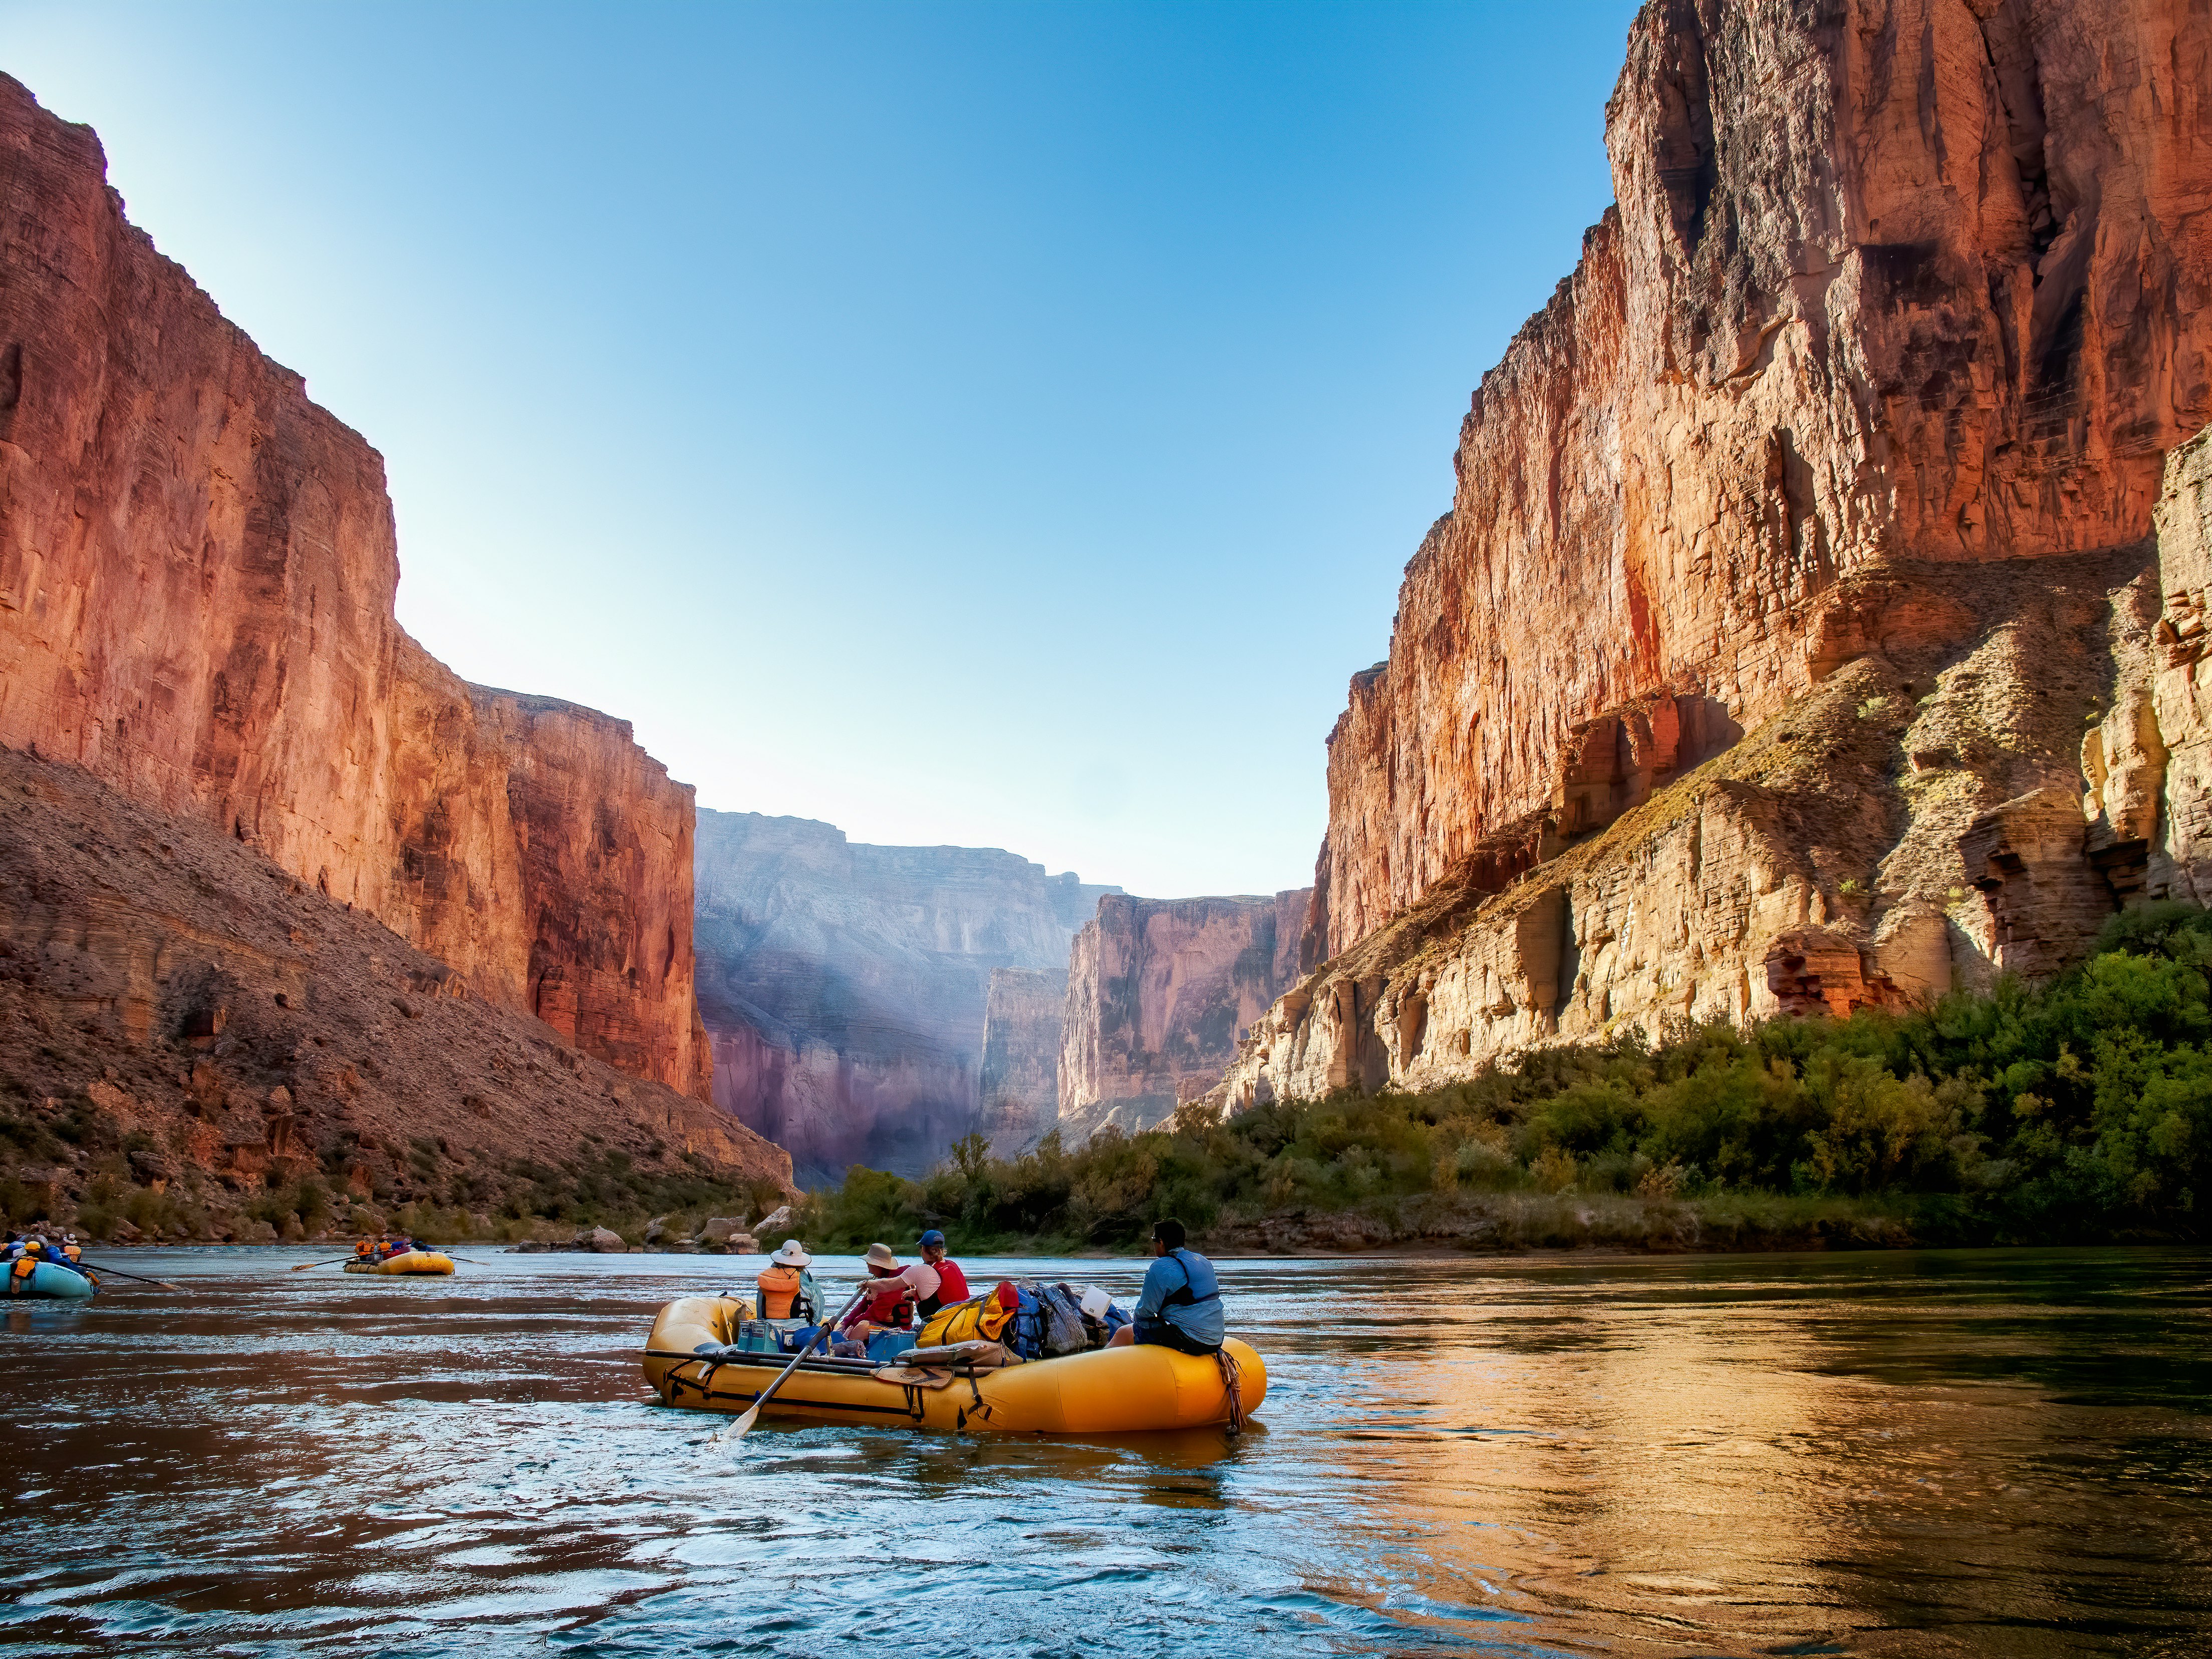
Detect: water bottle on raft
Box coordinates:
(639, 1218, 1266, 1435)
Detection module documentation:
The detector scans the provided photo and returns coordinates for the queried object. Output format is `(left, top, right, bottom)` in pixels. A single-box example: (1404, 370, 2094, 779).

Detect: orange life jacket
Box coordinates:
(756, 1264, 804, 1319)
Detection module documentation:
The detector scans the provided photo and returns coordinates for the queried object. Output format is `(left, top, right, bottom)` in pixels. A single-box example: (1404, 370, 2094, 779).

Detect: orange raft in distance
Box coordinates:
(640, 1294, 1266, 1434)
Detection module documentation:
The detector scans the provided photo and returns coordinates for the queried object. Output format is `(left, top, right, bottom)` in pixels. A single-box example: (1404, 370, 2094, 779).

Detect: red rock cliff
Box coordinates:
(1318, 0, 2212, 956)
(1058, 890, 1309, 1142)
(0, 74, 709, 1098)
(1220, 0, 2212, 1113)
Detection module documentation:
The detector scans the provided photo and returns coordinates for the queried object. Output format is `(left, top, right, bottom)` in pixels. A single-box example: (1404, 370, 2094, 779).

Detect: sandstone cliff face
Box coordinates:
(1222, 0, 2212, 1111)
(694, 809, 1117, 1181)
(0, 744, 788, 1237)
(976, 966, 1065, 1152)
(0, 75, 709, 1099)
(1059, 890, 1308, 1142)
(1317, 0, 2212, 957)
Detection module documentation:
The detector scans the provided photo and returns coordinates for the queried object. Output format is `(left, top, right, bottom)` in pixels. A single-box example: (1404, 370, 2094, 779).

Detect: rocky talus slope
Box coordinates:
(1218, 0, 2212, 1110)
(0, 745, 789, 1240)
(1060, 891, 1308, 1141)
(0, 74, 710, 1099)
(693, 809, 1118, 1181)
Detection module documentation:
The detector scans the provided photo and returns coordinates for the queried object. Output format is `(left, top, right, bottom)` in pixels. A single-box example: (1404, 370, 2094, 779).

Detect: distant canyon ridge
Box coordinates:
(690, 809, 1307, 1183)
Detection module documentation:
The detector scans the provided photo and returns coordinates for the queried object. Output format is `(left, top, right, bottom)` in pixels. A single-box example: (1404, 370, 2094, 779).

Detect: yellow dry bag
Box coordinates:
(917, 1291, 1012, 1347)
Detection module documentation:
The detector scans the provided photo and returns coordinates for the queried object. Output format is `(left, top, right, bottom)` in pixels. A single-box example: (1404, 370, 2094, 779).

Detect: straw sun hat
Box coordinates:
(864, 1242, 901, 1271)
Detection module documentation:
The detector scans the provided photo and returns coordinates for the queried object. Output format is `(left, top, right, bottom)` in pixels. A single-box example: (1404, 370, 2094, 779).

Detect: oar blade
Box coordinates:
(721, 1403, 762, 1445)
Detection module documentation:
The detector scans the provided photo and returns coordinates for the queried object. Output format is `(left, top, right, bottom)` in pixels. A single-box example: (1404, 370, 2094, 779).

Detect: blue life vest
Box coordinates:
(1143, 1247, 1225, 1347)
(1160, 1248, 1220, 1309)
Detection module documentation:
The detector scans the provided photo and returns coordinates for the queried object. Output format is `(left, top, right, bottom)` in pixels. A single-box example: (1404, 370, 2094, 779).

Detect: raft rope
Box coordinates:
(1215, 1347, 1244, 1436)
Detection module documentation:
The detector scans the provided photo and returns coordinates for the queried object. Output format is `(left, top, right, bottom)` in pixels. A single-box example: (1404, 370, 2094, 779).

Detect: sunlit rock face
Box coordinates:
(693, 810, 1117, 1183)
(1058, 891, 1309, 1142)
(1316, 0, 2212, 957)
(1223, 0, 2212, 1109)
(0, 74, 711, 1099)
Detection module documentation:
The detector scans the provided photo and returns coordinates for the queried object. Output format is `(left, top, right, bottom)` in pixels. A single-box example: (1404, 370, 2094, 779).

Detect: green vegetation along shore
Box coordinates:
(789, 904, 2212, 1255)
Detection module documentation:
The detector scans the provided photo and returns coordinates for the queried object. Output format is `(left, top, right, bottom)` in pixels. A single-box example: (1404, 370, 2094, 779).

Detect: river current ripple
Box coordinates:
(1, 1247, 2206, 1656)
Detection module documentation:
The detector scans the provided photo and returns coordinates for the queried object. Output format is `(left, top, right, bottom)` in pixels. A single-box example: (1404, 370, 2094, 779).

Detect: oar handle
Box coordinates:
(73, 1261, 186, 1290)
(740, 1285, 871, 1419)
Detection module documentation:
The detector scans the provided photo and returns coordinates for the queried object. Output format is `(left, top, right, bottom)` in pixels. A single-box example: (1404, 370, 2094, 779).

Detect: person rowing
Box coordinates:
(840, 1242, 928, 1333)
(914, 1229, 967, 1318)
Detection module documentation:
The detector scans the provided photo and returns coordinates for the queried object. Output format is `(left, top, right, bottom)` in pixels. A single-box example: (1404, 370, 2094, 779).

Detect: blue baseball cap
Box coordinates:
(917, 1229, 946, 1249)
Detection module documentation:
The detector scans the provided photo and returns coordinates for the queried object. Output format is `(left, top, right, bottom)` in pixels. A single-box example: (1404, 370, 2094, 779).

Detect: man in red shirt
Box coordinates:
(917, 1229, 967, 1316)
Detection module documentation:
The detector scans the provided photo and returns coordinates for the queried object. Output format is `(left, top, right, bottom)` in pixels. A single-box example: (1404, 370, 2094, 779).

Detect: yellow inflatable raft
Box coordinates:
(342, 1250, 455, 1275)
(642, 1295, 1265, 1434)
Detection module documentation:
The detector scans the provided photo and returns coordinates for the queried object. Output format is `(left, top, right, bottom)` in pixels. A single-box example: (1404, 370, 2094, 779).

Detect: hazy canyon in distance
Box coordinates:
(690, 809, 1308, 1185)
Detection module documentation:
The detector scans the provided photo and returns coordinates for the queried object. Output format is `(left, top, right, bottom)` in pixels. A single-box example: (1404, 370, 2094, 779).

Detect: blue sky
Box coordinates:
(3, 1, 1637, 899)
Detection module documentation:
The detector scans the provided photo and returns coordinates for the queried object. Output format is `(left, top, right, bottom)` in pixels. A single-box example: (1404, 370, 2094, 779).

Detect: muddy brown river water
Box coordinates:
(1, 1247, 2206, 1655)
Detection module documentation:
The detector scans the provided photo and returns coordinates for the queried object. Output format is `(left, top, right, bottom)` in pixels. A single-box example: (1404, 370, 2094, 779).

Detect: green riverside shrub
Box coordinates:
(791, 903, 2212, 1251)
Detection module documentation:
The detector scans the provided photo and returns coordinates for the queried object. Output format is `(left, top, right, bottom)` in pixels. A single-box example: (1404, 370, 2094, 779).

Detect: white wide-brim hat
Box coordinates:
(772, 1240, 812, 1266)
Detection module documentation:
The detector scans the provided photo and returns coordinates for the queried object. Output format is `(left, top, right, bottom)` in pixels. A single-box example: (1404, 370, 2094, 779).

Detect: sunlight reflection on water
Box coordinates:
(3, 1247, 2207, 1655)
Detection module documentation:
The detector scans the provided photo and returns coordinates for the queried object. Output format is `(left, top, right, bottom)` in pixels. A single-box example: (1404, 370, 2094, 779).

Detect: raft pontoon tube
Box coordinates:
(4, 1261, 97, 1300)
(641, 1294, 1265, 1434)
(343, 1250, 455, 1275)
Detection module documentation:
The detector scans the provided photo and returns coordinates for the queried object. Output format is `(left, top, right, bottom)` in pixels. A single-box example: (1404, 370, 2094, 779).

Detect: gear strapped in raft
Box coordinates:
(639, 1293, 1265, 1435)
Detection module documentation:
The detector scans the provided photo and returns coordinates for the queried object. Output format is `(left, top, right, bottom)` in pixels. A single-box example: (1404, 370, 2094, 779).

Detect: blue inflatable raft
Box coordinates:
(4, 1260, 97, 1299)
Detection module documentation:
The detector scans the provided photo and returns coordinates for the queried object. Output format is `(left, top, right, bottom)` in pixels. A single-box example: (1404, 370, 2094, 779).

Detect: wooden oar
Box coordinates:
(289, 1256, 358, 1272)
(75, 1259, 190, 1293)
(721, 1286, 870, 1447)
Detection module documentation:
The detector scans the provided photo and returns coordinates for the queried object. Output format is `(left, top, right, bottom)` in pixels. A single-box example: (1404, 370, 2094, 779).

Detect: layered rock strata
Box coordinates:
(976, 966, 1066, 1152)
(693, 809, 1118, 1181)
(1060, 890, 1309, 1142)
(0, 74, 709, 1099)
(0, 743, 788, 1237)
(1222, 0, 2212, 1109)
(1314, 0, 2212, 958)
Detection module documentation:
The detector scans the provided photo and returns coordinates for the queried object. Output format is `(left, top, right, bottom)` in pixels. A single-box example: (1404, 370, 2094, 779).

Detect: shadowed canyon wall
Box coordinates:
(0, 74, 711, 1101)
(693, 809, 1118, 1183)
(1222, 0, 2212, 1110)
(1059, 890, 1309, 1142)
(0, 745, 789, 1237)
(976, 967, 1065, 1153)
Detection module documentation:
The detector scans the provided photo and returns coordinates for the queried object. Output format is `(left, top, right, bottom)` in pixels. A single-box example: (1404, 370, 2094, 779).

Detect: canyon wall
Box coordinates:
(0, 743, 787, 1241)
(1220, 0, 2212, 1111)
(976, 966, 1065, 1152)
(693, 809, 1117, 1182)
(1315, 0, 2212, 957)
(0, 74, 710, 1099)
(1059, 890, 1308, 1142)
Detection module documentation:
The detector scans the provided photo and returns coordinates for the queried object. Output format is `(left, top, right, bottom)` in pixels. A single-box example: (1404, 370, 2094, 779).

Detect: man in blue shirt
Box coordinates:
(1108, 1218, 1224, 1355)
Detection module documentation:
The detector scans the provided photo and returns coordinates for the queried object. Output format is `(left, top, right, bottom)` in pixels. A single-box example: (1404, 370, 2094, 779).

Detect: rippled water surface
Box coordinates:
(2, 1247, 2207, 1656)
